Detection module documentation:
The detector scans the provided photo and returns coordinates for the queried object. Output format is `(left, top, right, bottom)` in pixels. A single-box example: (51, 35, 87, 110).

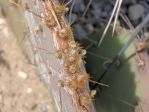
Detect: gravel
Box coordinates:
(73, 24, 87, 40)
(66, 0, 149, 41)
(128, 4, 145, 21)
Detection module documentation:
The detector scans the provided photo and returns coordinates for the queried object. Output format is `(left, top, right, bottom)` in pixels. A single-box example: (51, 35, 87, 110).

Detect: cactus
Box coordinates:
(0, 0, 96, 112)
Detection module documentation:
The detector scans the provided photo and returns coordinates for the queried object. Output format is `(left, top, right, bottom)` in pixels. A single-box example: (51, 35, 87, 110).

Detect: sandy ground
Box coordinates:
(0, 12, 53, 112)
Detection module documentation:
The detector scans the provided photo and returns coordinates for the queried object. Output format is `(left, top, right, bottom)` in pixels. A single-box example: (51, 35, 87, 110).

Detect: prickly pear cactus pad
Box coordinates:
(79, 28, 145, 112)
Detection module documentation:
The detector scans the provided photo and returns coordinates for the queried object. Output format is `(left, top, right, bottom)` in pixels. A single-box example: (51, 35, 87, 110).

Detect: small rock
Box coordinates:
(18, 71, 28, 79)
(139, 1, 149, 13)
(67, 13, 77, 23)
(122, 0, 136, 5)
(84, 24, 94, 33)
(73, 0, 85, 13)
(0, 19, 6, 31)
(30, 103, 37, 110)
(73, 24, 87, 40)
(40, 106, 48, 112)
(92, 3, 102, 18)
(128, 4, 145, 21)
(27, 88, 32, 94)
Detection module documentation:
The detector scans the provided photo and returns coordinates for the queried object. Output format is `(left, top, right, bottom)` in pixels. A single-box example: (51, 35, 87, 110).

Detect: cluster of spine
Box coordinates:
(9, 0, 95, 111)
(51, 1, 94, 110)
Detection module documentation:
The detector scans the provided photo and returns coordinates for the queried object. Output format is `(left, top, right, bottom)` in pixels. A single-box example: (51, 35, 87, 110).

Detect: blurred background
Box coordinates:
(0, 2, 54, 112)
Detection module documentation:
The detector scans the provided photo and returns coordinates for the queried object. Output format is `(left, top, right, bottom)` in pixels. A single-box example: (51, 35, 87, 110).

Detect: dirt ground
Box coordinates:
(0, 12, 53, 112)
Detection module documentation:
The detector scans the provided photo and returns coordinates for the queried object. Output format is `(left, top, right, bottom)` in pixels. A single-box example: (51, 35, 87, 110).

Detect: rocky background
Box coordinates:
(65, 0, 149, 41)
